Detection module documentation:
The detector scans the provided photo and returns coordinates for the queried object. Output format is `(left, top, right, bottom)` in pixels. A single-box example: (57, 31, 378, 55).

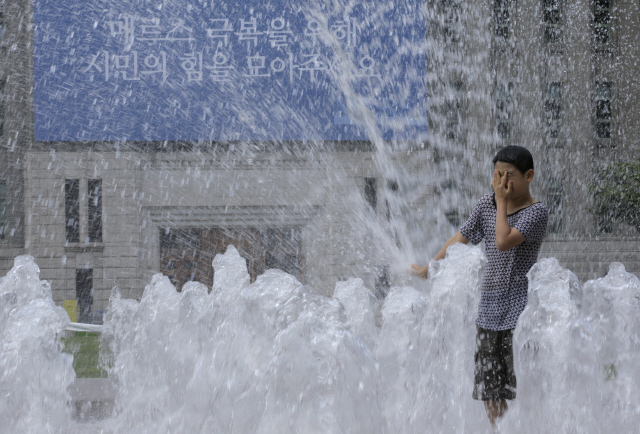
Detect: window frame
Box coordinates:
(0, 180, 6, 241)
(0, 80, 4, 138)
(594, 81, 613, 141)
(542, 0, 563, 46)
(442, 0, 463, 48)
(444, 80, 463, 140)
(494, 0, 512, 49)
(75, 269, 94, 323)
(0, 1, 4, 41)
(547, 178, 563, 234)
(88, 179, 103, 243)
(364, 177, 377, 211)
(593, 0, 613, 48)
(495, 81, 513, 140)
(65, 179, 81, 243)
(544, 82, 563, 143)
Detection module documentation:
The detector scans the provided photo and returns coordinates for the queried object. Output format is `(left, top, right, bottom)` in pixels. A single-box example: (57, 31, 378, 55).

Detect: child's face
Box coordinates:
(493, 161, 534, 197)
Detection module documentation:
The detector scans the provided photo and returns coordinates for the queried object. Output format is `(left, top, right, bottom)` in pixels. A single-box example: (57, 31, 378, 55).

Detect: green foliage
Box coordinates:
(591, 160, 640, 232)
(61, 332, 108, 378)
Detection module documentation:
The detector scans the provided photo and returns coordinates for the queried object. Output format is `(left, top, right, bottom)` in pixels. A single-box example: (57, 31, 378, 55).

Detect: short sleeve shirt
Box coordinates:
(460, 193, 548, 331)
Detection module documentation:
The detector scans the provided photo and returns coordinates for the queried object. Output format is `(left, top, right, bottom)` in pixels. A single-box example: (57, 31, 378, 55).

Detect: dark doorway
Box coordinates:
(76, 269, 93, 323)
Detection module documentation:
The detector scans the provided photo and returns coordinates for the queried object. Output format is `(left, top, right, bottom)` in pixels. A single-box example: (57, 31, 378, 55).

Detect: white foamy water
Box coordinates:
(0, 256, 74, 434)
(1, 247, 640, 433)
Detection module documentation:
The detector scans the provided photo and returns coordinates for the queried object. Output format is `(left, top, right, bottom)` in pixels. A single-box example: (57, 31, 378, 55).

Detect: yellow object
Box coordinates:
(63, 300, 77, 323)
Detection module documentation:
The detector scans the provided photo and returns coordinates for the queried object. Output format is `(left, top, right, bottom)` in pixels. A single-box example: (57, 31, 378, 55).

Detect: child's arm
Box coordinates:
(411, 230, 469, 279)
(492, 171, 526, 251)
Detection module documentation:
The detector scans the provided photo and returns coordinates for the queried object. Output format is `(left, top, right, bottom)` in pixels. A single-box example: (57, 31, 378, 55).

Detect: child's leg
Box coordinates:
(484, 399, 508, 428)
(473, 327, 516, 428)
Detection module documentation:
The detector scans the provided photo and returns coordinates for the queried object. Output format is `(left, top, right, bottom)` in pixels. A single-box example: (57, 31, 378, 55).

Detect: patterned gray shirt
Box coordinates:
(460, 193, 548, 331)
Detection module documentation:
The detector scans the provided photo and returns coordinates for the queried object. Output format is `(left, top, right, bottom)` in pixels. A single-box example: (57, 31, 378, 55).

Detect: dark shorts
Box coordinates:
(472, 326, 516, 401)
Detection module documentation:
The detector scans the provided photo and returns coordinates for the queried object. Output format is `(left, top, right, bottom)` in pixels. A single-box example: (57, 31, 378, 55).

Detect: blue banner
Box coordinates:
(34, 0, 428, 141)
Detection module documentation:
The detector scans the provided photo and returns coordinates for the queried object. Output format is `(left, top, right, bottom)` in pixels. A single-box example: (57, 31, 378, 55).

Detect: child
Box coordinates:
(412, 145, 549, 428)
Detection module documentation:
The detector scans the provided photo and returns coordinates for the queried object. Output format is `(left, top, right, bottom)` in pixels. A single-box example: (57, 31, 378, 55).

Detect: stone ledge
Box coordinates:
(65, 244, 105, 253)
(146, 204, 322, 228)
(544, 236, 640, 243)
(0, 247, 26, 257)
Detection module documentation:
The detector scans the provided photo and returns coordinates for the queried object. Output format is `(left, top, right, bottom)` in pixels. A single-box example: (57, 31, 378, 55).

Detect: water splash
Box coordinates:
(502, 259, 640, 433)
(102, 245, 384, 433)
(98, 243, 488, 433)
(2, 248, 640, 432)
(582, 262, 640, 432)
(0, 256, 74, 434)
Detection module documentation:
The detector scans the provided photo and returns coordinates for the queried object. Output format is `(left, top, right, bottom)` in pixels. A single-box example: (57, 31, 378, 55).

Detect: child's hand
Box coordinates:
(411, 263, 429, 279)
(492, 170, 513, 202)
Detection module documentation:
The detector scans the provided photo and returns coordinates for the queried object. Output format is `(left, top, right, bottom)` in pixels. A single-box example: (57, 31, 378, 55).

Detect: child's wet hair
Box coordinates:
(492, 146, 534, 174)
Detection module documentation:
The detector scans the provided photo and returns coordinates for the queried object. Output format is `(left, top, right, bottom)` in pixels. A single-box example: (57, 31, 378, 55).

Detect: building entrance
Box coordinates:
(160, 227, 302, 291)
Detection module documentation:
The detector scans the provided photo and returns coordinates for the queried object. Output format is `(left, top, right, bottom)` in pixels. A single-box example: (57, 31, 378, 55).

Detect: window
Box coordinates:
(444, 81, 463, 139)
(65, 179, 80, 243)
(0, 181, 6, 240)
(0, 80, 4, 138)
(595, 82, 612, 139)
(593, 0, 612, 46)
(495, 82, 513, 139)
(385, 180, 399, 221)
(547, 178, 563, 233)
(76, 269, 93, 323)
(0, 1, 4, 40)
(88, 179, 102, 242)
(494, 0, 511, 48)
(442, 0, 462, 48)
(364, 178, 377, 211)
(543, 0, 562, 45)
(444, 98, 461, 139)
(544, 82, 562, 140)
